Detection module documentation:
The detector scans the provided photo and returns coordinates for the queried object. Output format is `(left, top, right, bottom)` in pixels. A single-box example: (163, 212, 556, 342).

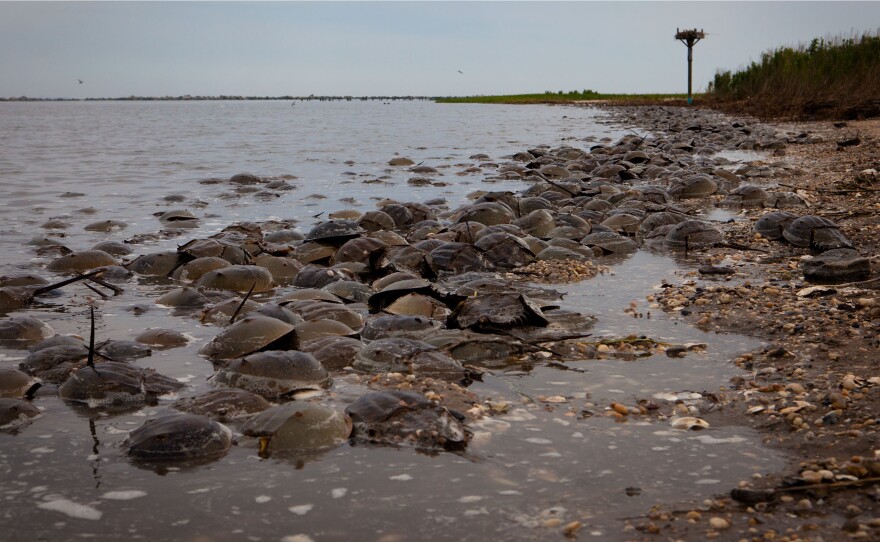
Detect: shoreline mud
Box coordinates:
(597, 107, 880, 540)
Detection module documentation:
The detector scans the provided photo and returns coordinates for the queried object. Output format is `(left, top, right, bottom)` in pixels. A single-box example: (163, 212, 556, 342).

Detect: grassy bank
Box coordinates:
(436, 90, 690, 105)
(708, 31, 880, 120)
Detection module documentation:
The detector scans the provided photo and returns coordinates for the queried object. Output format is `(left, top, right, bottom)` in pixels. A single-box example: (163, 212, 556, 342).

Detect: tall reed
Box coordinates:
(709, 31, 880, 119)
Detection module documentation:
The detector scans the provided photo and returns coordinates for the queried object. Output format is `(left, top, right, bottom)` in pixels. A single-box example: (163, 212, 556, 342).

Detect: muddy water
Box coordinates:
(0, 101, 783, 541)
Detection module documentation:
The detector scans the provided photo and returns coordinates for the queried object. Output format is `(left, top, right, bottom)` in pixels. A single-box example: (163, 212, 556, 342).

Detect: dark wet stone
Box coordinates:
(802, 248, 871, 282)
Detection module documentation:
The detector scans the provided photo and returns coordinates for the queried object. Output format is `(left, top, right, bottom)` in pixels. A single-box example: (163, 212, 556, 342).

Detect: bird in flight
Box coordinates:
(77, 79, 83, 84)
(457, 70, 463, 74)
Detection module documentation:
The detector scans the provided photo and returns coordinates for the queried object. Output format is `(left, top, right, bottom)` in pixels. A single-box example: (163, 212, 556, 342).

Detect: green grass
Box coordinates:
(435, 90, 691, 104)
(708, 31, 880, 119)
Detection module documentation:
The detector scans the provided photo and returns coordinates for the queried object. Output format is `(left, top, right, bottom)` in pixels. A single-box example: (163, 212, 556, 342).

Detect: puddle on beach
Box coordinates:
(0, 102, 785, 541)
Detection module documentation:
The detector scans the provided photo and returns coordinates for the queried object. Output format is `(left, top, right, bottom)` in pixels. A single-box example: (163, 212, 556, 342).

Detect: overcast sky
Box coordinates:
(1, 1, 878, 98)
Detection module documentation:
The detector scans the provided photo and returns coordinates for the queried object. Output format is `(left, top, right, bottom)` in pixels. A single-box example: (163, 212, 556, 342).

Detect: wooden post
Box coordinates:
(675, 28, 706, 105)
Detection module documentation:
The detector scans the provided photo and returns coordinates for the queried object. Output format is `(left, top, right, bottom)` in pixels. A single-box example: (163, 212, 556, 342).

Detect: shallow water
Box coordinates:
(0, 101, 783, 541)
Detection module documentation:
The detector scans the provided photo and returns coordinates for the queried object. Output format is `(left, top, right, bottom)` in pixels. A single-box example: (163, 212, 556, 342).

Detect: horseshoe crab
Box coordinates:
(134, 328, 189, 349)
(91, 241, 133, 257)
(199, 296, 261, 324)
(323, 280, 373, 304)
(367, 278, 440, 312)
(242, 403, 352, 456)
(450, 293, 548, 331)
(286, 300, 365, 332)
(755, 211, 798, 241)
(782, 215, 852, 251)
(0, 398, 41, 432)
(455, 202, 515, 226)
(346, 390, 469, 451)
(722, 185, 768, 208)
(197, 265, 275, 293)
(59, 362, 147, 407)
(0, 368, 35, 398)
(156, 286, 210, 308)
(179, 239, 252, 265)
(212, 350, 330, 398)
(46, 250, 118, 273)
(358, 210, 396, 232)
(293, 319, 358, 343)
(664, 220, 723, 249)
(332, 237, 387, 266)
(424, 329, 525, 368)
(125, 412, 232, 461)
(172, 389, 271, 422)
(278, 288, 343, 305)
(300, 336, 363, 371)
(304, 219, 365, 244)
(292, 241, 337, 265)
(170, 256, 231, 282)
(636, 212, 685, 242)
(199, 314, 297, 361)
(581, 231, 638, 254)
(254, 254, 302, 285)
(361, 314, 442, 343)
(352, 338, 465, 381)
(98, 339, 152, 361)
(127, 251, 184, 276)
(159, 210, 199, 227)
(474, 232, 535, 269)
(668, 175, 718, 199)
(292, 265, 348, 289)
(0, 316, 55, 347)
(384, 292, 451, 320)
(426, 242, 491, 276)
(512, 209, 556, 238)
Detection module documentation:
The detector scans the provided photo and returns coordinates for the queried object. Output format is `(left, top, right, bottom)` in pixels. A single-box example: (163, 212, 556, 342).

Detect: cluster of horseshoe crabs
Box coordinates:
(6, 106, 861, 469)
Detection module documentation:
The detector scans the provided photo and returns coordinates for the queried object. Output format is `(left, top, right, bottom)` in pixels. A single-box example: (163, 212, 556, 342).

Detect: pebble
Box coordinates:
(708, 517, 730, 530)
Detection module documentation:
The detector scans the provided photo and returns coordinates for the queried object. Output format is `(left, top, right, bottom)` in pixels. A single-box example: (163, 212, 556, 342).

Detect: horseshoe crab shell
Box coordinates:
(474, 232, 535, 269)
(722, 185, 768, 208)
(127, 251, 184, 276)
(292, 265, 348, 289)
(0, 398, 41, 432)
(125, 412, 232, 460)
(323, 280, 373, 304)
(754, 211, 798, 241)
(169, 256, 231, 282)
(199, 314, 296, 360)
(664, 220, 723, 249)
(352, 338, 465, 381)
(197, 265, 275, 293)
(346, 390, 469, 451)
(332, 237, 387, 265)
(581, 231, 638, 254)
(212, 350, 331, 397)
(59, 362, 146, 407)
(426, 242, 491, 276)
(293, 319, 358, 343)
(455, 202, 515, 226)
(0, 368, 35, 398)
(451, 293, 548, 330)
(357, 211, 396, 232)
(242, 403, 351, 456)
(172, 389, 272, 422)
(304, 219, 365, 244)
(300, 336, 363, 371)
(178, 239, 251, 265)
(361, 315, 442, 343)
(134, 328, 189, 349)
(46, 250, 118, 274)
(198, 297, 261, 324)
(782, 215, 852, 251)
(156, 286, 210, 308)
(668, 175, 718, 199)
(254, 254, 302, 285)
(0, 316, 55, 346)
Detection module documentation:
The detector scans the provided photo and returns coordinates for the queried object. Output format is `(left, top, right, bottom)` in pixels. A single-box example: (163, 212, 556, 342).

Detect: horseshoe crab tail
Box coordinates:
(87, 306, 96, 368)
(31, 269, 103, 297)
(229, 282, 258, 324)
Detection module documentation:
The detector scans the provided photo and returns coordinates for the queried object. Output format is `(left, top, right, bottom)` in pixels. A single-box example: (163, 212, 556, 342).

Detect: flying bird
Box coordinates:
(78, 79, 83, 84)
(457, 70, 463, 74)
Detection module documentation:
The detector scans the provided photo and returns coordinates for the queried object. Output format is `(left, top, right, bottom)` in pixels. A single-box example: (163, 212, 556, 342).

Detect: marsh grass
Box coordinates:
(708, 31, 880, 120)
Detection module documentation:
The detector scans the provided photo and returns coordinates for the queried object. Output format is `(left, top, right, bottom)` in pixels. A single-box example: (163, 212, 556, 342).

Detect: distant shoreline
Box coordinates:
(0, 95, 438, 102)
